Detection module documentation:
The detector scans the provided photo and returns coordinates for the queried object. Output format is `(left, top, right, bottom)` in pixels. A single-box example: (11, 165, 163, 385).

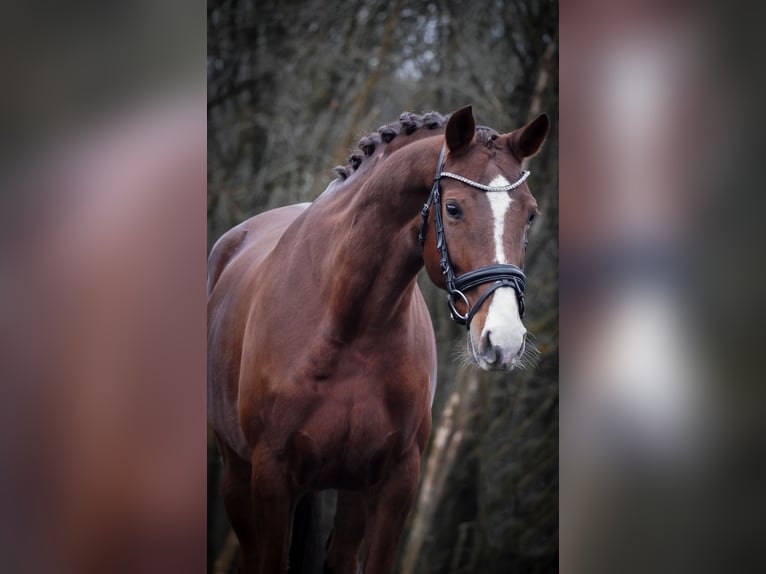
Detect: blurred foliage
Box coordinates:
(208, 0, 557, 572)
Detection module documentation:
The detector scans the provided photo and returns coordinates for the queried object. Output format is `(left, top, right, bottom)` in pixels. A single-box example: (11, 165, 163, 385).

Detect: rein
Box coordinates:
(418, 144, 530, 328)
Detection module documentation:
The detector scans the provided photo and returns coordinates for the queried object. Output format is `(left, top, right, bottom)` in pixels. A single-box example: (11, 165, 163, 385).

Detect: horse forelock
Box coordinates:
(475, 126, 500, 148)
(333, 111, 449, 181)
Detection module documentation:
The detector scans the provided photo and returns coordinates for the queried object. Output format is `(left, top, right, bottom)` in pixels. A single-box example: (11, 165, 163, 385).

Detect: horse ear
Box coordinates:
(445, 105, 476, 154)
(509, 113, 550, 159)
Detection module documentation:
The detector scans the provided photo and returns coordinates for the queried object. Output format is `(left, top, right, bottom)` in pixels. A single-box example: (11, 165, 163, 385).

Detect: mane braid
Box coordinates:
(333, 111, 448, 180)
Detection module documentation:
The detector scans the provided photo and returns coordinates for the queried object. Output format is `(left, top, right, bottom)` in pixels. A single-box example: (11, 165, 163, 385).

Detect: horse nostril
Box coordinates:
(481, 330, 493, 354)
(480, 330, 501, 364)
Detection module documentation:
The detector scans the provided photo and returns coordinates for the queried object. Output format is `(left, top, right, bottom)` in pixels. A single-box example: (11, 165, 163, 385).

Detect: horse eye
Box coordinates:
(445, 203, 463, 220)
(528, 211, 537, 225)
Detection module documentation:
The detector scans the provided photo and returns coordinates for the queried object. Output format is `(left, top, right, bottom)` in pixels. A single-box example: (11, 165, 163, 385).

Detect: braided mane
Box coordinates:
(333, 111, 448, 180)
(332, 111, 501, 180)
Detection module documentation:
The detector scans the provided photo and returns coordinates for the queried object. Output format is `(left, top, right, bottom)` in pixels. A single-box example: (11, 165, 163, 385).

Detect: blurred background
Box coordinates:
(0, 1, 206, 573)
(560, 2, 766, 573)
(207, 1, 559, 573)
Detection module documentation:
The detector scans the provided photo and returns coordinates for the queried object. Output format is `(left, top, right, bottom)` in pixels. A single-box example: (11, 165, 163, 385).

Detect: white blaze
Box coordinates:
(486, 175, 513, 265)
(476, 175, 527, 367)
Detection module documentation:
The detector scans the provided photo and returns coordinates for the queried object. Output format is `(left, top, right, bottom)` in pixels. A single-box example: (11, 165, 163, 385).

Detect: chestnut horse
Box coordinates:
(208, 106, 549, 573)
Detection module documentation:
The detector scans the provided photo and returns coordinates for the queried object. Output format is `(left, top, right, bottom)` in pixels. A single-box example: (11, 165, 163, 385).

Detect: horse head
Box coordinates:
(421, 106, 549, 371)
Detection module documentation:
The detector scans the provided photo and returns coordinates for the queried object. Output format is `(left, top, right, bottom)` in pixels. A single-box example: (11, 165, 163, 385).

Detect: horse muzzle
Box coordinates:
(471, 287, 528, 371)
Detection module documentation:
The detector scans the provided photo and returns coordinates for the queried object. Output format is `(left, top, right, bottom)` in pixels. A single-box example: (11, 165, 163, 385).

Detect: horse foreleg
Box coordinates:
(216, 437, 257, 572)
(324, 491, 366, 574)
(362, 450, 420, 574)
(251, 446, 294, 573)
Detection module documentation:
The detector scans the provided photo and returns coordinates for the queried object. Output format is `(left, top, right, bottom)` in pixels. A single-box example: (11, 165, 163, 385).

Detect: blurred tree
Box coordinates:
(208, 0, 557, 572)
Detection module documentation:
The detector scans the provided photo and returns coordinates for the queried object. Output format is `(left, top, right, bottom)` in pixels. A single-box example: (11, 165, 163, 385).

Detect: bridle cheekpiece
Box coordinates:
(418, 143, 531, 328)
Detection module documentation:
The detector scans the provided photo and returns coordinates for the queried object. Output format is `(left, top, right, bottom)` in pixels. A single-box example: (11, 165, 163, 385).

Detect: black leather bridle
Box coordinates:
(418, 144, 531, 328)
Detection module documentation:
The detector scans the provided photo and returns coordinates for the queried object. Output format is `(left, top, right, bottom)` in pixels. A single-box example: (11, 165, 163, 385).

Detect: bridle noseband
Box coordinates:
(418, 144, 531, 328)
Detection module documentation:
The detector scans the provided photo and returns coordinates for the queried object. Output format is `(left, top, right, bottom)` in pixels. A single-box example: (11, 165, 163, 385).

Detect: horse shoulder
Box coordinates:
(208, 202, 311, 458)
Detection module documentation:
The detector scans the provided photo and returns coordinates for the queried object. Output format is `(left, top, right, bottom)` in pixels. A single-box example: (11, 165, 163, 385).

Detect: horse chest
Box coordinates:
(277, 374, 428, 490)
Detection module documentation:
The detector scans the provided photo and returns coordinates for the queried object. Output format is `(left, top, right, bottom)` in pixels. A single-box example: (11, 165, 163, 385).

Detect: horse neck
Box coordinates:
(314, 138, 439, 339)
